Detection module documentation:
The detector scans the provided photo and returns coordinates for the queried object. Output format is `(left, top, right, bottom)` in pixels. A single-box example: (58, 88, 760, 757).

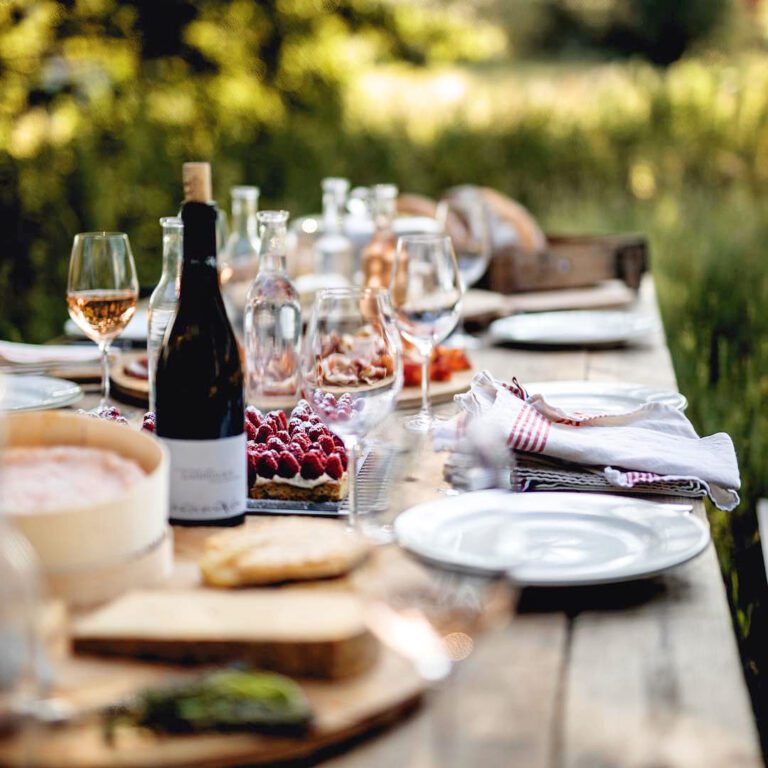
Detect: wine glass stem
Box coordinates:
(420, 343, 433, 419)
(99, 341, 110, 408)
(344, 435, 360, 531)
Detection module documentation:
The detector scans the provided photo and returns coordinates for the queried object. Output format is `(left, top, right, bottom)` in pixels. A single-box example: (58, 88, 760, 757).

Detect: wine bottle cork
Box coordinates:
(183, 162, 212, 203)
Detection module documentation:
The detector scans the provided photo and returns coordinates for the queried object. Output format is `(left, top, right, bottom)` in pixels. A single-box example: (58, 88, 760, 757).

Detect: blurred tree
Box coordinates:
(0, 0, 505, 341)
(503, 0, 735, 64)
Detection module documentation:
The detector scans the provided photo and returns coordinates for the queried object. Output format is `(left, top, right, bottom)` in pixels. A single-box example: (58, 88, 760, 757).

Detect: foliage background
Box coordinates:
(3, 0, 768, 752)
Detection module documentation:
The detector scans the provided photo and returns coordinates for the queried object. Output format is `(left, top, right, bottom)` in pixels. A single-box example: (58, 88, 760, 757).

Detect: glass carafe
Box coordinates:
(313, 178, 354, 282)
(147, 217, 182, 413)
(361, 184, 402, 300)
(220, 186, 260, 285)
(244, 211, 302, 409)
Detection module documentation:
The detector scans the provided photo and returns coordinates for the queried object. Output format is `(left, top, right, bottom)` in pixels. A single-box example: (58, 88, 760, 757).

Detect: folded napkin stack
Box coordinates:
(0, 341, 102, 366)
(436, 371, 740, 511)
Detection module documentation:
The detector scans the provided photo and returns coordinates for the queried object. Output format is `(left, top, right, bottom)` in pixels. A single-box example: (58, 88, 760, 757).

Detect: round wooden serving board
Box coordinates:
(112, 352, 475, 411)
(0, 526, 428, 768)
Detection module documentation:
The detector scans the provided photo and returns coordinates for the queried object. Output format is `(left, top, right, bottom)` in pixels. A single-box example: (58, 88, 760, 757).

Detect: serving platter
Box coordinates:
(0, 527, 452, 768)
(488, 310, 658, 348)
(112, 351, 475, 411)
(394, 490, 709, 586)
(524, 380, 688, 415)
(1, 374, 83, 412)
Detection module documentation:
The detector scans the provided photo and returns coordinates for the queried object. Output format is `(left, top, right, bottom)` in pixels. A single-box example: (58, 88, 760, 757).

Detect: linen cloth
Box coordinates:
(0, 341, 101, 366)
(435, 370, 740, 511)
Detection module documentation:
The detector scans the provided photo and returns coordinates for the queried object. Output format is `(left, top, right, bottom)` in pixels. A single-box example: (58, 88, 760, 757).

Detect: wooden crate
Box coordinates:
(486, 233, 648, 294)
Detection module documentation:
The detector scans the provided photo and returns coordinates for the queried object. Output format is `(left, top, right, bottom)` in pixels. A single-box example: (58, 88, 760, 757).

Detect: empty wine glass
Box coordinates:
(436, 192, 492, 349)
(390, 234, 462, 432)
(66, 233, 138, 408)
(301, 287, 403, 532)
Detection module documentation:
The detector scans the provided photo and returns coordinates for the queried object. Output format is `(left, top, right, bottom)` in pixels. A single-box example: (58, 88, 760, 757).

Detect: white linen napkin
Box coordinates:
(0, 341, 101, 366)
(435, 370, 740, 511)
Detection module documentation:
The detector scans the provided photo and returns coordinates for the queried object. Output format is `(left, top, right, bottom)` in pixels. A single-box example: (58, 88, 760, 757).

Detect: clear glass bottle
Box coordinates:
(244, 211, 302, 409)
(361, 184, 400, 298)
(147, 217, 183, 413)
(0, 512, 43, 732)
(220, 185, 260, 285)
(313, 178, 353, 281)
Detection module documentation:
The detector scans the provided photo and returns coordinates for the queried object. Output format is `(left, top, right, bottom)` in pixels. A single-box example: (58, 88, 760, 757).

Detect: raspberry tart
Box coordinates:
(247, 401, 349, 502)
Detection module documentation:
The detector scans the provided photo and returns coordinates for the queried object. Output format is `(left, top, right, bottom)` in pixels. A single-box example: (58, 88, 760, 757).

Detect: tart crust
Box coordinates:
(249, 473, 348, 502)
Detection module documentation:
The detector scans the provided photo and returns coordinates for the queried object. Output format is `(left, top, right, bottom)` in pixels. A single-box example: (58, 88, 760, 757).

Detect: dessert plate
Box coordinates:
(488, 310, 658, 347)
(247, 443, 400, 518)
(394, 491, 709, 586)
(1, 375, 83, 412)
(525, 380, 687, 415)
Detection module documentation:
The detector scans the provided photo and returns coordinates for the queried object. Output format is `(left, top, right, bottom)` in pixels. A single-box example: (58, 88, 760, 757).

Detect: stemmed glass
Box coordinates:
(436, 192, 492, 349)
(301, 287, 403, 532)
(66, 233, 138, 408)
(390, 234, 462, 433)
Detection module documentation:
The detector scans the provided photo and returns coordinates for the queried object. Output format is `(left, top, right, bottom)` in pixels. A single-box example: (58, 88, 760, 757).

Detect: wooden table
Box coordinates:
(76, 278, 761, 768)
(324, 278, 762, 768)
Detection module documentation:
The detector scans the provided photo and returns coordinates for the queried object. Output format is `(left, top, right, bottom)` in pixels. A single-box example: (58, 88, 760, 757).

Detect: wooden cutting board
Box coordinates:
(0, 648, 422, 768)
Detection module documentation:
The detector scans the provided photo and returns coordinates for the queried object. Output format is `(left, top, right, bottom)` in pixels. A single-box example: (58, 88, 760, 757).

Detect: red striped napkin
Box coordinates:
(436, 371, 740, 511)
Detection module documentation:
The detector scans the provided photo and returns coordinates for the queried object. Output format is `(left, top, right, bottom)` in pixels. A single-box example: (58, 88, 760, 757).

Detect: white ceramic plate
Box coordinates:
(65, 305, 148, 343)
(1, 375, 83, 412)
(394, 491, 709, 586)
(526, 380, 687, 415)
(488, 310, 659, 347)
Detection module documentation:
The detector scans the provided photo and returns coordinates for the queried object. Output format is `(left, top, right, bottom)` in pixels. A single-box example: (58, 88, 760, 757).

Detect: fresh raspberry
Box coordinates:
(332, 433, 344, 449)
(317, 434, 336, 456)
(275, 430, 291, 444)
(266, 436, 285, 452)
(245, 420, 258, 441)
(249, 441, 268, 455)
(286, 442, 305, 462)
(277, 451, 300, 478)
(141, 412, 156, 433)
(245, 406, 263, 427)
(287, 418, 304, 434)
(293, 433, 311, 451)
(300, 450, 326, 480)
(322, 393, 337, 408)
(256, 451, 278, 479)
(338, 393, 352, 407)
(308, 425, 326, 442)
(337, 447, 348, 470)
(291, 404, 311, 421)
(255, 423, 273, 443)
(325, 453, 344, 480)
(266, 410, 288, 431)
(308, 414, 322, 425)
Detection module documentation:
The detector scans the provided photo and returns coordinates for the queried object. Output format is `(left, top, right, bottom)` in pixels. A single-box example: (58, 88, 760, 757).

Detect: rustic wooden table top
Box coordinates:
(75, 277, 761, 768)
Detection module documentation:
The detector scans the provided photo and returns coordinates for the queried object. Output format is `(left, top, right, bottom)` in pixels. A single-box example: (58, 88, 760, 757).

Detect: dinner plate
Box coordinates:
(0, 375, 83, 412)
(488, 310, 659, 347)
(394, 491, 709, 585)
(526, 380, 687, 414)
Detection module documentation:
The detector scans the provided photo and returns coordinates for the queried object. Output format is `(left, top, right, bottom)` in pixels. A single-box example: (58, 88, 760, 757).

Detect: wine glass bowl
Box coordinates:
(66, 232, 138, 408)
(302, 287, 403, 528)
(390, 234, 462, 432)
(435, 192, 492, 349)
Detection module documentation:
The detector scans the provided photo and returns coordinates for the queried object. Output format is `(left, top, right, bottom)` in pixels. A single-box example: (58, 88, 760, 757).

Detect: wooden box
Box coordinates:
(486, 233, 648, 294)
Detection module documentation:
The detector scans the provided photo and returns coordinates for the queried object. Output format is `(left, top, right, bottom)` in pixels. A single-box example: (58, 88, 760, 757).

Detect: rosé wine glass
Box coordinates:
(301, 287, 403, 532)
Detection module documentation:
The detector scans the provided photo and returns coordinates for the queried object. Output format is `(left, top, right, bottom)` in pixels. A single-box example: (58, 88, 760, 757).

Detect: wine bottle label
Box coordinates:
(162, 434, 246, 521)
